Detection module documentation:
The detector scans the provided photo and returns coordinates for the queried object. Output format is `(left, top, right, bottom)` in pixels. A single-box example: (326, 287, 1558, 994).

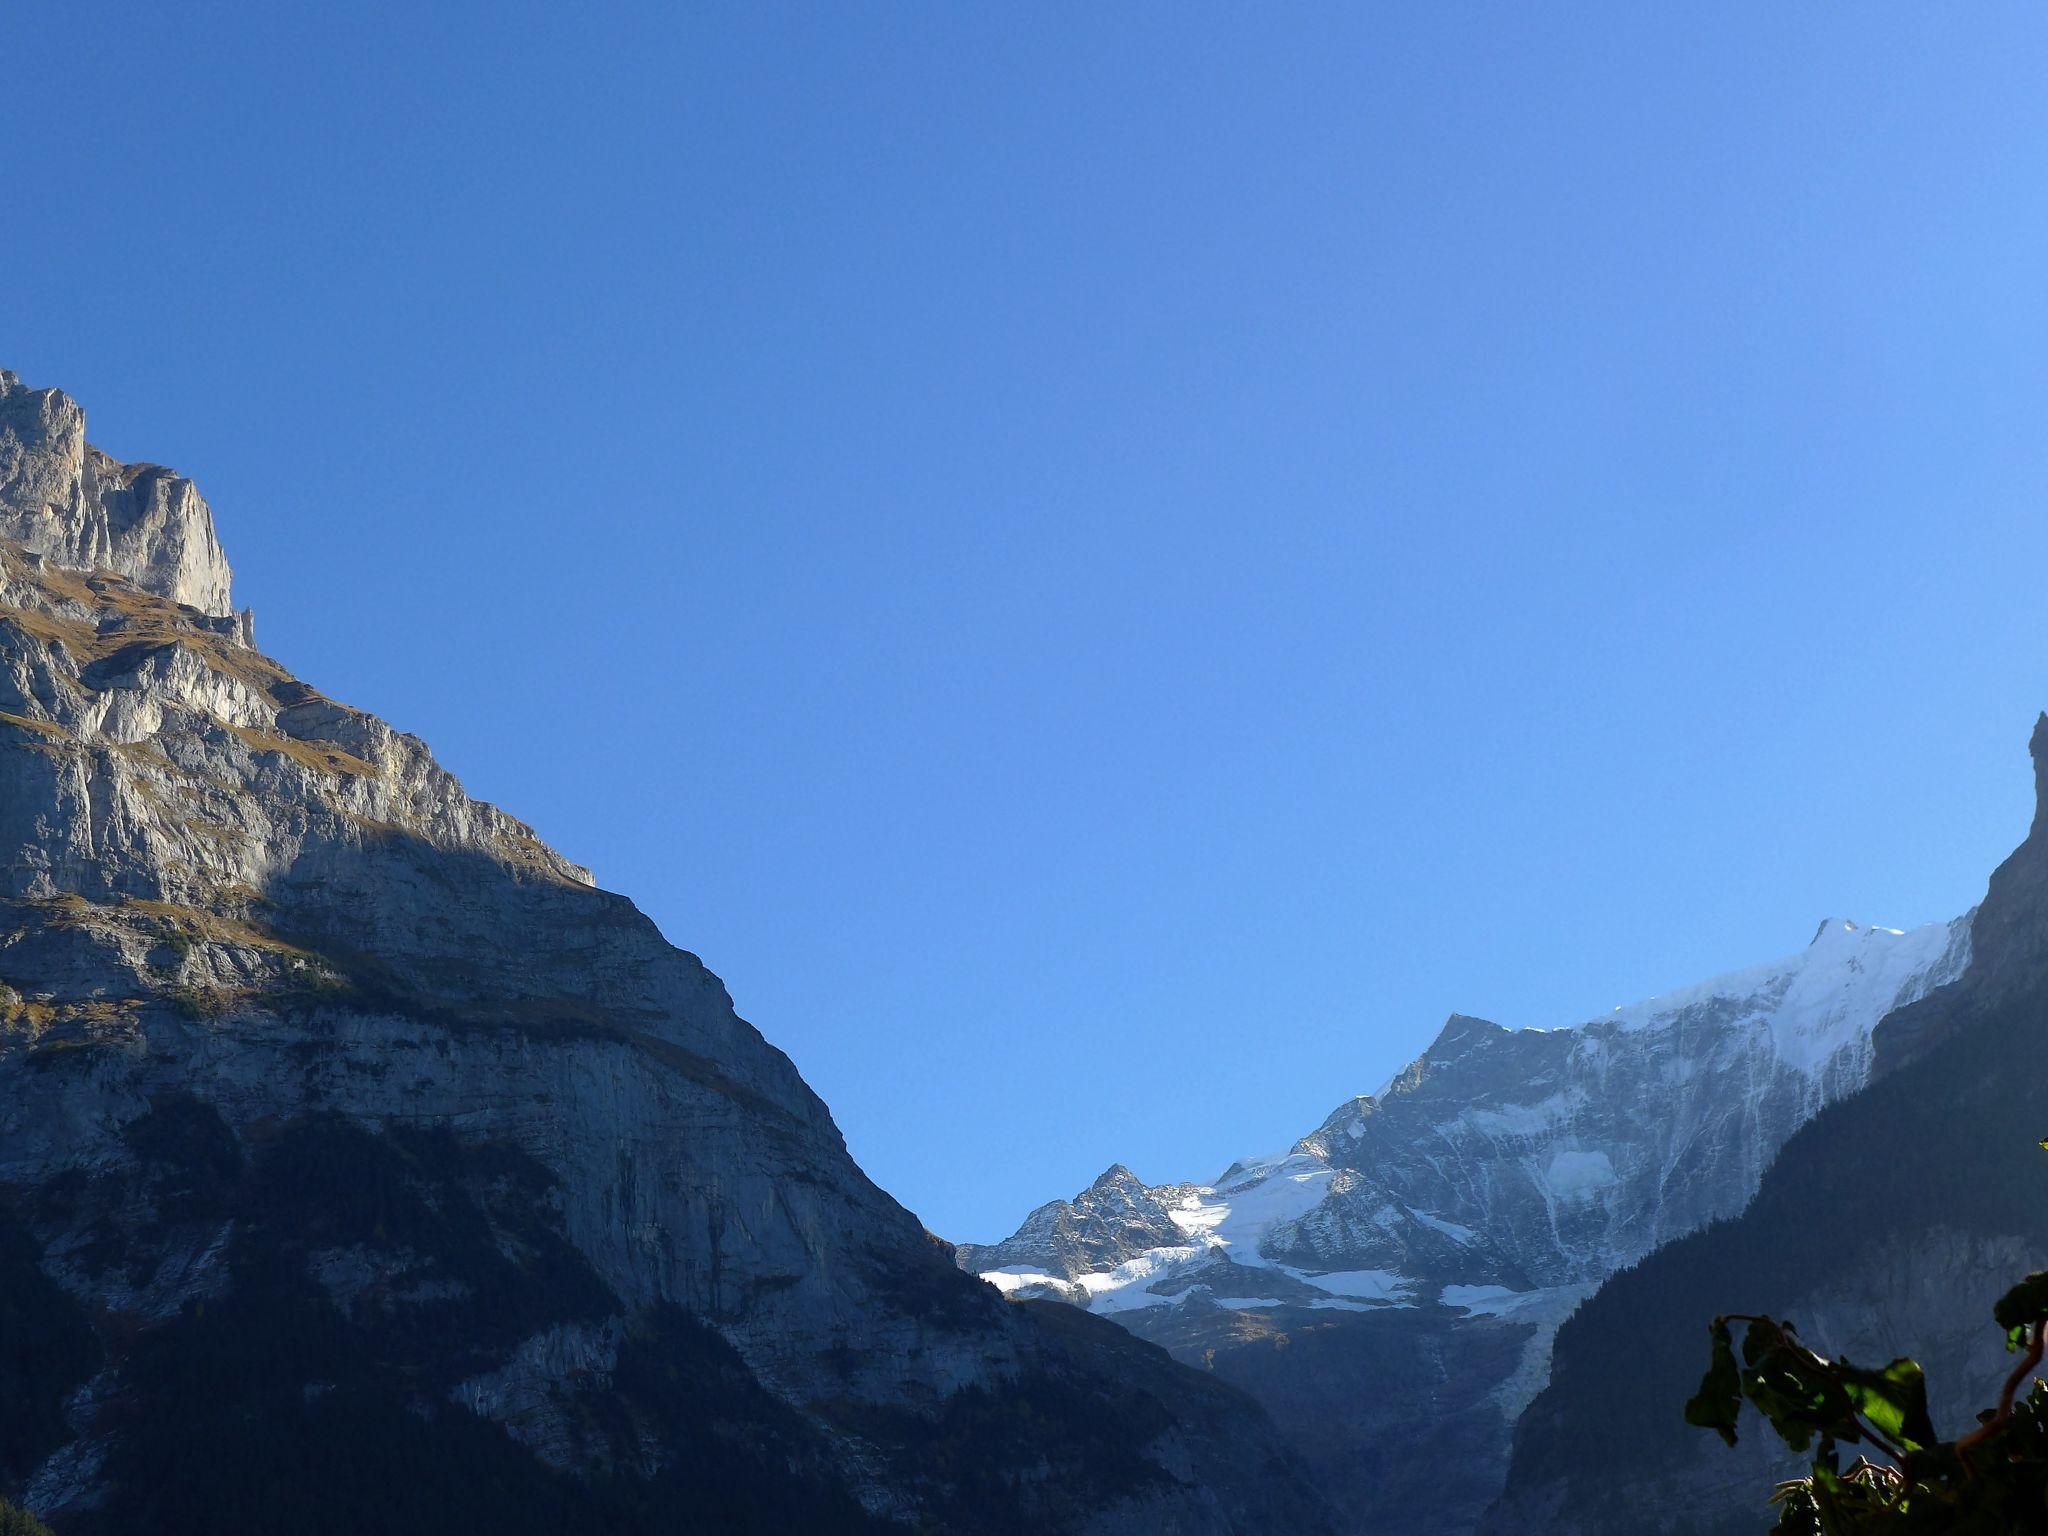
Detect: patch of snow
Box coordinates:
(1166, 1152, 1335, 1265)
(1436, 1284, 1598, 1416)
(1455, 1091, 1584, 1141)
(1601, 916, 1966, 1075)
(1440, 1284, 1554, 1318)
(1073, 1247, 1207, 1313)
(1409, 1209, 1479, 1242)
(980, 1267, 1066, 1295)
(1199, 1294, 1386, 1313)
(1542, 1149, 1618, 1202)
(1279, 1266, 1412, 1301)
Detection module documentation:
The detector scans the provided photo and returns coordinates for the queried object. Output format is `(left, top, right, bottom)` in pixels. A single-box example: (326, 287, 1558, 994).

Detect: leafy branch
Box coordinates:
(1685, 1144, 2048, 1534)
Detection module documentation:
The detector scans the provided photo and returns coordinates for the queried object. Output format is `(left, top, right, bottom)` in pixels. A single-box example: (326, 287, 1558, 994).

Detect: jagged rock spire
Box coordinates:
(0, 370, 237, 620)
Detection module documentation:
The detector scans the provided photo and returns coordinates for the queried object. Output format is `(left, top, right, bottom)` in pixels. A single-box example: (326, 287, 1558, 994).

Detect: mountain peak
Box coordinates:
(0, 364, 1334, 1535)
(1429, 1012, 1507, 1050)
(0, 368, 238, 621)
(2030, 711, 2048, 839)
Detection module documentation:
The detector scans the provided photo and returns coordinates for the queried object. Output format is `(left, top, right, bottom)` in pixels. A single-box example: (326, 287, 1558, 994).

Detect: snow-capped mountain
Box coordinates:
(957, 913, 1973, 1535)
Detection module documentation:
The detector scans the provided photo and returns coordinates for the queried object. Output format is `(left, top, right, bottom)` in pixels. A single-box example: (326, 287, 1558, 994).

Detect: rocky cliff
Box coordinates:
(0, 369, 1333, 1536)
(1483, 719, 2048, 1535)
(959, 912, 1969, 1534)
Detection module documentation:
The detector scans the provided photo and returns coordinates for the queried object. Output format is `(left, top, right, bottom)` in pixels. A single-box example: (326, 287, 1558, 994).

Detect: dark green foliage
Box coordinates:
(1996, 1271, 2048, 1347)
(121, 1095, 242, 1188)
(0, 1497, 54, 1536)
(1684, 1154, 2048, 1533)
(595, 1305, 889, 1533)
(1683, 1317, 1934, 1465)
(9, 1107, 1259, 1535)
(851, 1370, 1172, 1531)
(0, 1199, 99, 1483)
(1834, 1360, 1936, 1455)
(1685, 1320, 1742, 1447)
(121, 1093, 244, 1254)
(102, 1307, 889, 1536)
(858, 1231, 1009, 1335)
(66, 1113, 891, 1536)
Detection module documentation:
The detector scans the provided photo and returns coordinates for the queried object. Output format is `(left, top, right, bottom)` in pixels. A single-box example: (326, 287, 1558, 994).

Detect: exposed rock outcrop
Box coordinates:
(957, 1165, 1190, 1283)
(0, 373, 237, 624)
(0, 370, 1333, 1536)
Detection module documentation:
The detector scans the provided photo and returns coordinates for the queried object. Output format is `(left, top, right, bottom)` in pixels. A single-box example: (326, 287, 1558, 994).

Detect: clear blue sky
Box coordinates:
(9, 5, 2048, 1242)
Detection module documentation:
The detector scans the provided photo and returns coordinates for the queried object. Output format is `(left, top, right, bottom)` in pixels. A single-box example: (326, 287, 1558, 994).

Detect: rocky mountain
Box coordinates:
(0, 369, 1335, 1536)
(1486, 719, 2048, 1536)
(958, 911, 1971, 1533)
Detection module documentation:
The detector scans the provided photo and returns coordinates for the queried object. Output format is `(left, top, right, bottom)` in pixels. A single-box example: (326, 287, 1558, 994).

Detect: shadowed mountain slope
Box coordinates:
(0, 369, 1332, 1536)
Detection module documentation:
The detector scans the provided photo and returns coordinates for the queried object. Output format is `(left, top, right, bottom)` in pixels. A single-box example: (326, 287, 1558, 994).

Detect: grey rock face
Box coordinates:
(0, 372, 237, 622)
(957, 1164, 1189, 1282)
(0, 371, 1332, 1536)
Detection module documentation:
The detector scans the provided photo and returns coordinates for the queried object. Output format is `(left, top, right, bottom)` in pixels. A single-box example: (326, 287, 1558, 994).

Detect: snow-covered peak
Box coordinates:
(955, 1157, 1188, 1282)
(1595, 913, 1969, 1075)
(1089, 1163, 1146, 1191)
(962, 911, 1974, 1318)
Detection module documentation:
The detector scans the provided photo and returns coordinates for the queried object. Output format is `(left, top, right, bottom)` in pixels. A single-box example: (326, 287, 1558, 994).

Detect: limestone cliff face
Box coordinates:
(1485, 719, 2048, 1536)
(0, 373, 236, 622)
(0, 371, 1332, 1536)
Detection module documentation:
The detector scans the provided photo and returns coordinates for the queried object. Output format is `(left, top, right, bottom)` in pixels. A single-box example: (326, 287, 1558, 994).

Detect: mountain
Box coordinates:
(0, 369, 1334, 1536)
(1486, 719, 2048, 1536)
(957, 912, 1971, 1533)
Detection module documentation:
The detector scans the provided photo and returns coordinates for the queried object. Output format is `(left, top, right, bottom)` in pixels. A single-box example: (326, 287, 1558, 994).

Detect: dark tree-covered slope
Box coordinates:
(1486, 717, 2048, 1536)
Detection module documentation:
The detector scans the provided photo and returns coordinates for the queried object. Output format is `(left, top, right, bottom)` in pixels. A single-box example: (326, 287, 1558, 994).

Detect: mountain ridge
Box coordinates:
(0, 368, 1334, 1535)
(958, 909, 1971, 1533)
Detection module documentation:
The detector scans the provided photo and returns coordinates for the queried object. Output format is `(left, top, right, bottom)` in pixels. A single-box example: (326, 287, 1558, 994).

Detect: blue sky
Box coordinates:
(9, 4, 2048, 1242)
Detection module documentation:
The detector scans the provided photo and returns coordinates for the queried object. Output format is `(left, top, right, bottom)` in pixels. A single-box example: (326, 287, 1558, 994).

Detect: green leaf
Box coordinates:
(1837, 1357, 1937, 1453)
(1686, 1318, 1743, 1447)
(1993, 1272, 2048, 1348)
(1683, 1147, 2048, 1530)
(1739, 1324, 1857, 1455)
(1767, 1484, 1823, 1536)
